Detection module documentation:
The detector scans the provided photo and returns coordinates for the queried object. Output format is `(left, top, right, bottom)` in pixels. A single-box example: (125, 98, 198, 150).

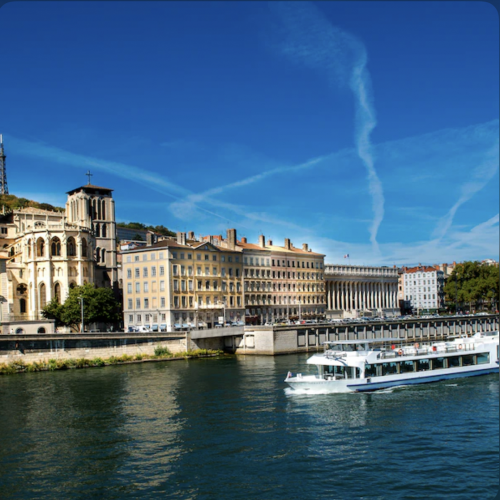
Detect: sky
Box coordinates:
(0, 1, 498, 267)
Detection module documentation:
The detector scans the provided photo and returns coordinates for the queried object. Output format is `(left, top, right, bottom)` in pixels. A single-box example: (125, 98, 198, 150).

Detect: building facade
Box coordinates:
(0, 180, 119, 333)
(325, 264, 399, 318)
(121, 233, 245, 332)
(201, 230, 326, 324)
(401, 265, 445, 311)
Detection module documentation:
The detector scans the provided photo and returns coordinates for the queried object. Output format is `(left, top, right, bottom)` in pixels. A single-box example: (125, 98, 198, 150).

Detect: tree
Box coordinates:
(41, 298, 65, 327)
(42, 283, 122, 331)
(443, 261, 499, 312)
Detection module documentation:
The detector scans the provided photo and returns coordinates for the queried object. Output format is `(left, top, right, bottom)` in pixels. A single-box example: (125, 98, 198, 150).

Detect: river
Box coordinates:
(0, 354, 497, 499)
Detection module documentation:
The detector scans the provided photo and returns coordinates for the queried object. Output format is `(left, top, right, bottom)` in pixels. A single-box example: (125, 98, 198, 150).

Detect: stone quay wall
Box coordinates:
(0, 334, 188, 364)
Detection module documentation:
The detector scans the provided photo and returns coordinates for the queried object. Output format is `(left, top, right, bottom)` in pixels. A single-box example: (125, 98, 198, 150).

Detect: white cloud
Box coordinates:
(268, 1, 384, 252)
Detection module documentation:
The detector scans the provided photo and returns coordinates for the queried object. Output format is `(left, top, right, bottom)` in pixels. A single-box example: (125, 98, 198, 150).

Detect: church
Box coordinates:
(0, 175, 119, 334)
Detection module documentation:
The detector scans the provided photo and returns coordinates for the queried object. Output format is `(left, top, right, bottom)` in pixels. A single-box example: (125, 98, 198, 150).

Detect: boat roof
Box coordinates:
(323, 338, 402, 345)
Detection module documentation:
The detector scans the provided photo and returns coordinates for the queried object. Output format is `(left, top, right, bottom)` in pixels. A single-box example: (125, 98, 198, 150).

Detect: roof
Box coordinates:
(121, 239, 240, 254)
(67, 184, 113, 195)
(404, 266, 440, 274)
(15, 207, 63, 216)
(236, 241, 324, 257)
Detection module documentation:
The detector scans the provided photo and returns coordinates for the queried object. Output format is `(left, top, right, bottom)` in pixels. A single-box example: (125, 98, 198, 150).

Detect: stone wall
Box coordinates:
(0, 338, 186, 364)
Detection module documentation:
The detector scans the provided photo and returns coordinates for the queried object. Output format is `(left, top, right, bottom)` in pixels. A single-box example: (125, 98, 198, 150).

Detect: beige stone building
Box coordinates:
(0, 181, 119, 333)
(201, 230, 326, 324)
(122, 232, 245, 332)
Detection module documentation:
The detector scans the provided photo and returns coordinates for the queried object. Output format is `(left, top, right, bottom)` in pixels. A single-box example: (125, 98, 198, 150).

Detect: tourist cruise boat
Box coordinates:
(285, 332, 499, 392)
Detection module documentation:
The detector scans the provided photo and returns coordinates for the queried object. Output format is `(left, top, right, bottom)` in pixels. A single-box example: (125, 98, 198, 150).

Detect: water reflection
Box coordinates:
(0, 356, 497, 500)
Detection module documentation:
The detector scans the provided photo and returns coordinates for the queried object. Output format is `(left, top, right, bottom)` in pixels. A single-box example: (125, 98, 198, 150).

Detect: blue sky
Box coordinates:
(1, 1, 498, 266)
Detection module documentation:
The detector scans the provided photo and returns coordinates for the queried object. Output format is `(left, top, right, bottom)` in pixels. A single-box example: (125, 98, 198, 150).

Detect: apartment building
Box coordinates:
(202, 230, 326, 324)
(122, 232, 245, 332)
(402, 265, 444, 311)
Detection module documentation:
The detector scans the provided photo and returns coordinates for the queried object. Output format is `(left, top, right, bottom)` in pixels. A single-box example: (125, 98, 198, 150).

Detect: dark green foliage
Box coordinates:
(0, 194, 64, 212)
(117, 222, 176, 238)
(444, 261, 499, 311)
(154, 346, 171, 357)
(42, 283, 122, 330)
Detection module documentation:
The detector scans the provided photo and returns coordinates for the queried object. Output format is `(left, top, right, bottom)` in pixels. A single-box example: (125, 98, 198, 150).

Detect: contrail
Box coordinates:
(268, 1, 384, 252)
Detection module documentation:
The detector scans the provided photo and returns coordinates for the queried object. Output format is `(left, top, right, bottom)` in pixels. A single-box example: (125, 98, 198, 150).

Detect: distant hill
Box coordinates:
(0, 194, 64, 213)
(116, 222, 176, 238)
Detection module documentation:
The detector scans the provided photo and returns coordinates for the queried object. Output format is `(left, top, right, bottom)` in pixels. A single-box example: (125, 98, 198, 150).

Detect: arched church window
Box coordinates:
(17, 284, 27, 295)
(20, 298, 26, 314)
(37, 238, 45, 257)
(95, 224, 100, 237)
(81, 238, 88, 257)
(101, 248, 106, 263)
(67, 237, 76, 257)
(54, 283, 61, 303)
(51, 237, 61, 257)
(102, 224, 107, 237)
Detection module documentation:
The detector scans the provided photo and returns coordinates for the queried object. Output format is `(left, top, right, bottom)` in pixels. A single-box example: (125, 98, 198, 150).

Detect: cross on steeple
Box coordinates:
(85, 170, 93, 185)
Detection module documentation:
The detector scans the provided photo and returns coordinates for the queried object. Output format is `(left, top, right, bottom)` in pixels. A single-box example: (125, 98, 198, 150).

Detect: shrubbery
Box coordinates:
(0, 348, 223, 375)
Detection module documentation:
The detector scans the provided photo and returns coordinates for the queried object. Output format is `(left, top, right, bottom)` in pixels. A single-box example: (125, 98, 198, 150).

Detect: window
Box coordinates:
(187, 253, 192, 259)
(221, 256, 225, 262)
(181, 265, 186, 276)
(128, 299, 132, 309)
(174, 297, 179, 307)
(160, 266, 164, 276)
(135, 268, 140, 278)
(213, 255, 217, 261)
(144, 283, 149, 293)
(143, 254, 147, 261)
(151, 267, 156, 277)
(400, 361, 414, 373)
(129, 315, 133, 322)
(144, 299, 149, 309)
(127, 269, 132, 279)
(448, 356, 460, 368)
(143, 267, 148, 278)
(174, 280, 179, 291)
(172, 252, 177, 259)
(197, 254, 201, 260)
(213, 267, 217, 276)
(161, 297, 165, 307)
(127, 283, 132, 293)
(416, 359, 430, 372)
(135, 283, 140, 293)
(160, 281, 165, 291)
(381, 363, 398, 376)
(205, 254, 209, 261)
(136, 298, 140, 308)
(135, 256, 139, 262)
(180, 253, 185, 260)
(181, 280, 186, 292)
(137, 314, 141, 322)
(477, 352, 490, 364)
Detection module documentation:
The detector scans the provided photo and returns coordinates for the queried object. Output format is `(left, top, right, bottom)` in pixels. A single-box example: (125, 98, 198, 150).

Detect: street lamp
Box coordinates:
(79, 296, 84, 333)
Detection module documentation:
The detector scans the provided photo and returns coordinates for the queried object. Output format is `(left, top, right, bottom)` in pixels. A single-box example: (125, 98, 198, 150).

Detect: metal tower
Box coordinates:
(0, 134, 8, 195)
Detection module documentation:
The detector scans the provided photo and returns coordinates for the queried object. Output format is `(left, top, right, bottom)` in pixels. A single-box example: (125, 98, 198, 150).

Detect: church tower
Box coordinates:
(66, 172, 118, 289)
(0, 134, 9, 195)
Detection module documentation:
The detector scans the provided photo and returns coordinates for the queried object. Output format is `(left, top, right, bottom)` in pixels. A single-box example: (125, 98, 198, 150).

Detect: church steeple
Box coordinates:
(0, 134, 8, 195)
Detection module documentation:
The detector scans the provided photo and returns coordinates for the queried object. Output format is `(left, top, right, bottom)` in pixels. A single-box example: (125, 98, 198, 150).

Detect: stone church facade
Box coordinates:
(0, 182, 118, 334)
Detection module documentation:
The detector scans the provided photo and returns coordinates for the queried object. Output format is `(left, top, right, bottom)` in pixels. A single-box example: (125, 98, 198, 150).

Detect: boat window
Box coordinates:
(477, 352, 490, 365)
(381, 362, 398, 376)
(431, 357, 445, 370)
(448, 356, 461, 368)
(416, 359, 430, 372)
(461, 354, 474, 367)
(399, 361, 415, 373)
(365, 364, 376, 377)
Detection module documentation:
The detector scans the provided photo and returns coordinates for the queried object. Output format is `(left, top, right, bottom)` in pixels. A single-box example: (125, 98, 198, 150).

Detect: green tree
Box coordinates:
(41, 298, 65, 327)
(42, 283, 122, 331)
(444, 261, 499, 312)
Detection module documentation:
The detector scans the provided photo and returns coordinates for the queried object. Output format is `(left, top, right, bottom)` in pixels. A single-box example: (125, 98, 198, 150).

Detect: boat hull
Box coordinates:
(285, 365, 499, 393)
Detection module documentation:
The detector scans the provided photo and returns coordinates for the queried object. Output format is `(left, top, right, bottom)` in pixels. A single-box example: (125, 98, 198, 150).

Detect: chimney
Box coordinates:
(302, 243, 308, 251)
(267, 239, 272, 246)
(259, 234, 265, 248)
(146, 232, 156, 247)
(241, 237, 247, 244)
(188, 231, 195, 240)
(176, 232, 186, 245)
(285, 238, 291, 250)
(209, 235, 214, 245)
(226, 228, 237, 249)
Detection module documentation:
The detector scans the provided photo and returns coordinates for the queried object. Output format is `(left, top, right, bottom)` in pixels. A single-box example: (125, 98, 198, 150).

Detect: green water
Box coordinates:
(0, 354, 498, 499)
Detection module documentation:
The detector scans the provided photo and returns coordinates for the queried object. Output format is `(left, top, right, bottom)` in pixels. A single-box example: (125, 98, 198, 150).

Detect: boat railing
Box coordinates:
(379, 343, 476, 359)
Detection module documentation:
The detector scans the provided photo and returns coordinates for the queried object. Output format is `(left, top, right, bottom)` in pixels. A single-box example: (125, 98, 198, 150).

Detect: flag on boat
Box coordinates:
(344, 254, 349, 258)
